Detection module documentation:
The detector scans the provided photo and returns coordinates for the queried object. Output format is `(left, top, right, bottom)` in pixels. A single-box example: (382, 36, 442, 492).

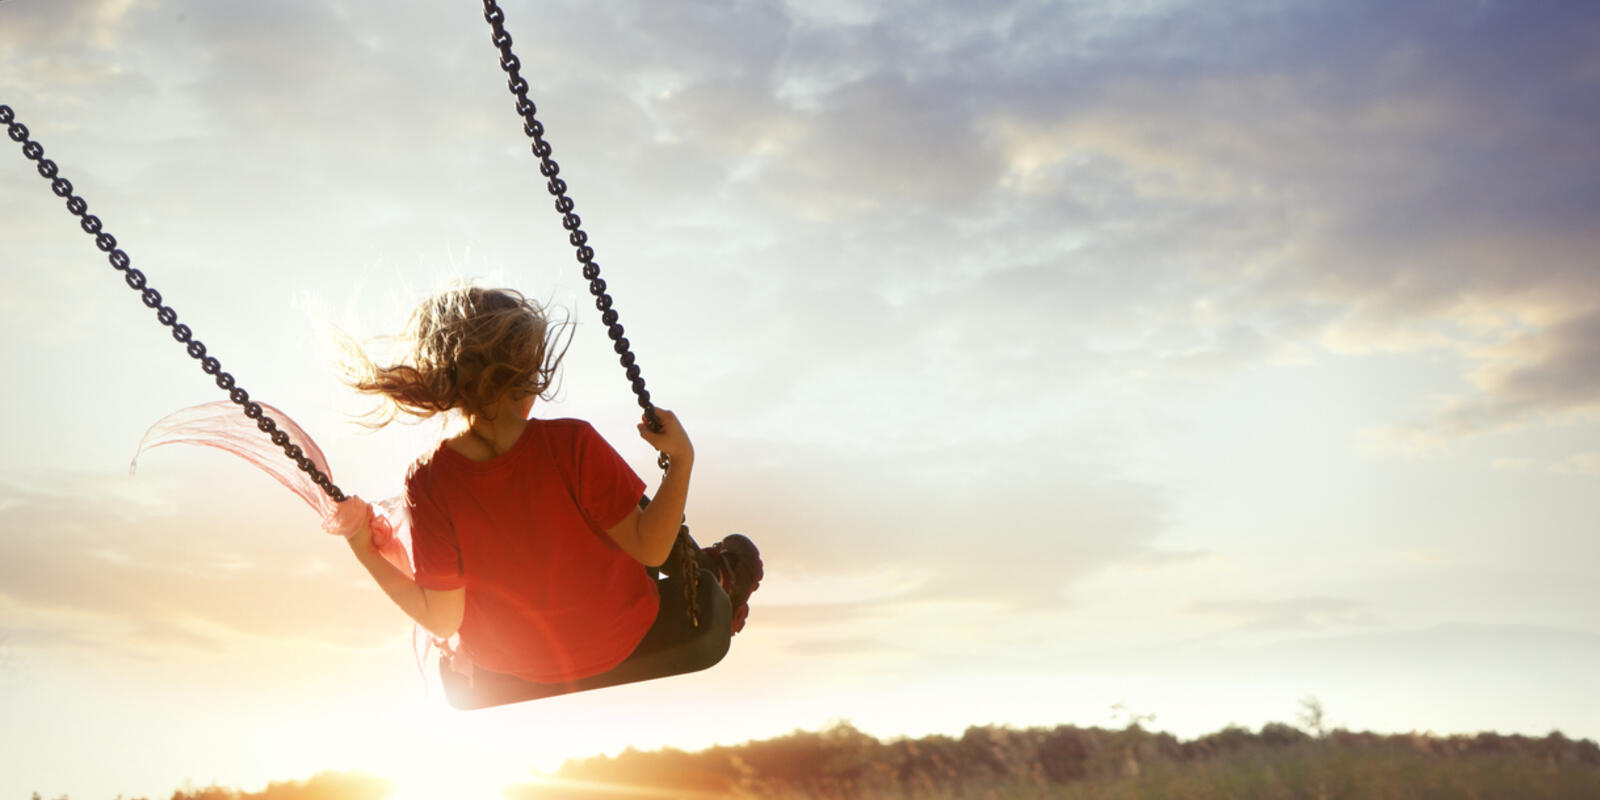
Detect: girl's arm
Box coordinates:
(345, 510, 466, 639)
(606, 409, 694, 567)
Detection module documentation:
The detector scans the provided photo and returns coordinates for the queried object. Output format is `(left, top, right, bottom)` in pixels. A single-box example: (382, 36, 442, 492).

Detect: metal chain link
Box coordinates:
(2, 104, 348, 504)
(479, 1, 703, 627)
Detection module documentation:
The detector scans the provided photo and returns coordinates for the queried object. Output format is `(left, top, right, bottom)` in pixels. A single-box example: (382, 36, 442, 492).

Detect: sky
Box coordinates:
(3, 0, 1599, 797)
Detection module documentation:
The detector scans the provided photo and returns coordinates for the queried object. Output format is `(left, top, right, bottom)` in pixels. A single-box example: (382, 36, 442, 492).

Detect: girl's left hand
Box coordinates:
(638, 408, 694, 464)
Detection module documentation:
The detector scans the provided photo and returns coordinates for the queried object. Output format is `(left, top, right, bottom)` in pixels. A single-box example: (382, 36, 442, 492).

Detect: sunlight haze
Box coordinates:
(3, 0, 1598, 798)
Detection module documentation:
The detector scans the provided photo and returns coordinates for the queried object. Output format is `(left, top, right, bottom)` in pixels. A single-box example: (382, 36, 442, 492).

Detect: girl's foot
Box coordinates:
(700, 534, 762, 634)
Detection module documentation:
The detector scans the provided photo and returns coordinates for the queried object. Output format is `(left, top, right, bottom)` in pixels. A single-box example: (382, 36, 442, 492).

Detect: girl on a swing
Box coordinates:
(335, 284, 761, 692)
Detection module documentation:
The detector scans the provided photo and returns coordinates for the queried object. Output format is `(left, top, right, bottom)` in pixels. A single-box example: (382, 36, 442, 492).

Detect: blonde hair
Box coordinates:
(341, 285, 572, 427)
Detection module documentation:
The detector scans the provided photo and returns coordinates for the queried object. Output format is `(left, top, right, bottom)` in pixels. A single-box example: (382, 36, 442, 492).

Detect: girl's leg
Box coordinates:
(612, 567, 730, 665)
(439, 570, 731, 708)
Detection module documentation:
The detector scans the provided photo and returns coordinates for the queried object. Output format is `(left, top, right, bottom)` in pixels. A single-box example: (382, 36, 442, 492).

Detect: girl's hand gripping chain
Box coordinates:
(638, 408, 694, 466)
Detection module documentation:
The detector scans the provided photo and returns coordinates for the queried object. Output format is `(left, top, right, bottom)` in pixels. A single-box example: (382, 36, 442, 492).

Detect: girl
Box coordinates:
(335, 285, 760, 691)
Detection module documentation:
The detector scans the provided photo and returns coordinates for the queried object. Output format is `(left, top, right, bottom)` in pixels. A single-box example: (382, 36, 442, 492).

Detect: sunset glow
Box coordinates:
(4, 0, 1598, 798)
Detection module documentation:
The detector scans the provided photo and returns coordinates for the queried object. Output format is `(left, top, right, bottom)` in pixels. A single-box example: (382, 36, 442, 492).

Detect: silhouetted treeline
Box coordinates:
(512, 721, 1600, 799)
(31, 723, 1600, 800)
(166, 771, 390, 800)
(27, 770, 393, 800)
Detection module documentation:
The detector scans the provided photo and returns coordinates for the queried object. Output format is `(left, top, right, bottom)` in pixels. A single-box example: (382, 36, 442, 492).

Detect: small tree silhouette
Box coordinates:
(1110, 702, 1157, 731)
(1297, 695, 1329, 738)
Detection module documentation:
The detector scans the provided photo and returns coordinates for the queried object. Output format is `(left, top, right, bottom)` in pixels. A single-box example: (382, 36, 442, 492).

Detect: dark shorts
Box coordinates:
(441, 567, 732, 709)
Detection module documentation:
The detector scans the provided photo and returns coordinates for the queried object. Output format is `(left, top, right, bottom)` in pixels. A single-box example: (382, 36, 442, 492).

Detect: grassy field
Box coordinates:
(930, 739, 1600, 800)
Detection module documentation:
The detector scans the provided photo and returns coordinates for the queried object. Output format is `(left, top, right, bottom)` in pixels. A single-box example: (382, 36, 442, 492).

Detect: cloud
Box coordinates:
(753, 599, 898, 630)
(693, 432, 1177, 617)
(0, 471, 397, 663)
(1058, 621, 1600, 689)
(777, 635, 916, 659)
(1489, 452, 1600, 478)
(1552, 452, 1600, 478)
(1179, 596, 1377, 634)
(16, 0, 1595, 446)
(1127, 548, 1218, 571)
(1401, 311, 1600, 439)
(7, 0, 1598, 675)
(620, 0, 1599, 449)
(0, 0, 146, 76)
(909, 0, 1600, 439)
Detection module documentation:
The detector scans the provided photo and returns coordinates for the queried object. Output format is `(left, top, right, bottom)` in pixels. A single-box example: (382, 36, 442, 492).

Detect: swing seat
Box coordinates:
(440, 567, 733, 709)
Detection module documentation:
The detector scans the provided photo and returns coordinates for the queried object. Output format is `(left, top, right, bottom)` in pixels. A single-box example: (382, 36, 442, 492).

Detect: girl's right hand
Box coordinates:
(346, 514, 375, 554)
(329, 496, 376, 554)
(638, 408, 694, 464)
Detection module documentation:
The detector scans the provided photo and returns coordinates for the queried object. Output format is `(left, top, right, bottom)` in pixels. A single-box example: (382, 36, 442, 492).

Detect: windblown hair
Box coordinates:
(342, 285, 572, 427)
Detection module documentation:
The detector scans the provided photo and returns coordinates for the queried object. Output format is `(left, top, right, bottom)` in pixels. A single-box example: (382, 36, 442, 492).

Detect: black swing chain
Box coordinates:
(2, 104, 348, 504)
(480, 0, 703, 627)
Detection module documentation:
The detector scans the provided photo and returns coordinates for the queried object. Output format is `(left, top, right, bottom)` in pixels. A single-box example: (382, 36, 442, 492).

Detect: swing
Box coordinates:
(2, 0, 736, 709)
(441, 555, 733, 709)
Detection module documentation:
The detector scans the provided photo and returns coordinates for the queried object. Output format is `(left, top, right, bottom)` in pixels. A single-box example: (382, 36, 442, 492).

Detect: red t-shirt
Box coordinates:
(405, 418, 657, 682)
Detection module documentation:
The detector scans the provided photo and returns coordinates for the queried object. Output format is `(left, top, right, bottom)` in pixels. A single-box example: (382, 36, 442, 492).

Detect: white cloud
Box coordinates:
(8, 0, 1597, 645)
(0, 473, 395, 661)
(1179, 596, 1378, 634)
(1552, 452, 1600, 478)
